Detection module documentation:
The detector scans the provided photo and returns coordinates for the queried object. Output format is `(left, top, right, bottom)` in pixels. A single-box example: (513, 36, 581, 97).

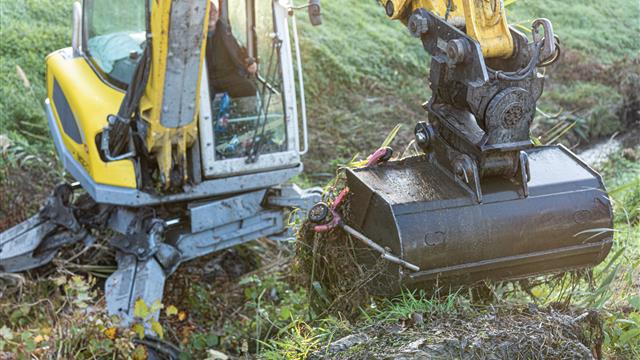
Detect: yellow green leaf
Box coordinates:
(132, 323, 145, 339)
(134, 299, 149, 320)
(150, 300, 164, 313)
(531, 287, 544, 298)
(151, 321, 164, 339)
(166, 305, 178, 317)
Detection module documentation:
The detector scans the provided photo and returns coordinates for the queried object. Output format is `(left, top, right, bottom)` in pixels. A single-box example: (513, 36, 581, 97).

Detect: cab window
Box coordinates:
(211, 0, 287, 160)
(84, 0, 146, 88)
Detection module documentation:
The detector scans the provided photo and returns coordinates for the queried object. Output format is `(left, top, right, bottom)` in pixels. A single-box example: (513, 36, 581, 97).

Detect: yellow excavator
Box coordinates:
(1, 0, 612, 335)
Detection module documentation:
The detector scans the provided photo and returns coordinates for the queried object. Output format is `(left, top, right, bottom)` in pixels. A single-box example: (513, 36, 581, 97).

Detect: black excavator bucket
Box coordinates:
(345, 145, 613, 296)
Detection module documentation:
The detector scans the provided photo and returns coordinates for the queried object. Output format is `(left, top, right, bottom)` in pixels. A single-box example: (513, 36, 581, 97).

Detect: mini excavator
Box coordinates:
(1, 0, 323, 325)
(1, 0, 613, 329)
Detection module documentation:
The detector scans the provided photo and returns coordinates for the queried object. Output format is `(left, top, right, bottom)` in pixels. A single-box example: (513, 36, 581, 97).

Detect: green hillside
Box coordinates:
(508, 0, 640, 62)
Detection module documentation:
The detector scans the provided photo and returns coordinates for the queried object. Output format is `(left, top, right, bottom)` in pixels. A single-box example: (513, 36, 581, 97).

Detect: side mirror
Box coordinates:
(308, 0, 322, 26)
(72, 1, 83, 56)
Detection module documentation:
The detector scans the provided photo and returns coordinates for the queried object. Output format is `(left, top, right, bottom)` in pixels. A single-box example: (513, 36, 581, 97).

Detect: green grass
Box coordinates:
(263, 150, 640, 358)
(508, 0, 640, 63)
(1, 0, 637, 172)
(0, 0, 639, 358)
(0, 0, 74, 158)
(295, 0, 430, 175)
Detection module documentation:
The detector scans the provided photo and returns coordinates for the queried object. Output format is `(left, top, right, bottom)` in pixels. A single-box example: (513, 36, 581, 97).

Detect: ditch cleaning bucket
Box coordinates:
(345, 145, 613, 295)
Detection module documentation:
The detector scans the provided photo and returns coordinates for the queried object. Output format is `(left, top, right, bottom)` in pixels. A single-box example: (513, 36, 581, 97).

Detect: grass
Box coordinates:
(507, 0, 640, 63)
(263, 150, 640, 359)
(1, 0, 638, 172)
(0, 0, 74, 159)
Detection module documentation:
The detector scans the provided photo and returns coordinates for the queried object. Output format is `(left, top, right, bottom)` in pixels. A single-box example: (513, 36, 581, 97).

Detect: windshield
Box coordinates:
(85, 0, 146, 87)
(210, 0, 287, 161)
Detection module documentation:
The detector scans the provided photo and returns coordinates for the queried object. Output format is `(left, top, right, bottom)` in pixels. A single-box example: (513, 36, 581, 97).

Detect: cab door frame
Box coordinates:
(199, 0, 301, 179)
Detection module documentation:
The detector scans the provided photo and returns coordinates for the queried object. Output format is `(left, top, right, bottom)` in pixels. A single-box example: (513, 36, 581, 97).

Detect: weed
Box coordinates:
(373, 289, 468, 323)
(0, 273, 137, 358)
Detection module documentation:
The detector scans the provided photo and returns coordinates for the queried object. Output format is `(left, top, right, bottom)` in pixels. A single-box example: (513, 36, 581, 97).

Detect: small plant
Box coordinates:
(0, 274, 136, 358)
(132, 298, 166, 340)
(373, 288, 467, 323)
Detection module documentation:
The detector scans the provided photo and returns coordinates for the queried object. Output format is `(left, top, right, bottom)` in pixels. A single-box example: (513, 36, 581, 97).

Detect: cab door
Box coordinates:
(199, 0, 301, 178)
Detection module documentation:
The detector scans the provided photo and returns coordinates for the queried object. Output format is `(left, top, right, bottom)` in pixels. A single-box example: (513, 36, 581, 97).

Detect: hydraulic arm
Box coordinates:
(382, 0, 515, 58)
(373, 0, 561, 198)
(103, 0, 209, 188)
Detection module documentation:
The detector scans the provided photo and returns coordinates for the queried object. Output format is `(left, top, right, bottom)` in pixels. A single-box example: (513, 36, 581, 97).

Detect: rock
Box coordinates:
(410, 312, 424, 327)
(326, 333, 370, 353)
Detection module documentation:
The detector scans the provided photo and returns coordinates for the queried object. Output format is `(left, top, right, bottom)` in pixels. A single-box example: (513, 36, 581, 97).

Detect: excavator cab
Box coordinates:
(84, 0, 147, 89)
(202, 0, 299, 177)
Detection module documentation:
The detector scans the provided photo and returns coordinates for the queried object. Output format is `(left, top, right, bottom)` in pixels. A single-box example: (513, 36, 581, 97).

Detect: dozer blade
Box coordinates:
(345, 145, 613, 295)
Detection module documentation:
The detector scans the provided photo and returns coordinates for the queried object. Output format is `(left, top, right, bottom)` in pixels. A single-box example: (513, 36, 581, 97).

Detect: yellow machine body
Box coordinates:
(45, 53, 137, 188)
(381, 0, 514, 58)
(45, 0, 210, 189)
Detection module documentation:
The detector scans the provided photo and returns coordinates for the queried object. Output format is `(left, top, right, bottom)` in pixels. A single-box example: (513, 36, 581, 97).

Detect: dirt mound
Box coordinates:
(312, 306, 603, 360)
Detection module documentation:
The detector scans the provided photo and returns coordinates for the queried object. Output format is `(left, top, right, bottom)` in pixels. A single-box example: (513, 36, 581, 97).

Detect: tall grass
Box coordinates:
(0, 0, 74, 156)
(507, 0, 640, 63)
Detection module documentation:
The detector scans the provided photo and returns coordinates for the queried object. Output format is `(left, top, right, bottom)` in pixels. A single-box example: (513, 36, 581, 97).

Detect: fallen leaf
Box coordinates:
(132, 344, 148, 360)
(104, 327, 118, 340)
(150, 300, 164, 313)
(178, 311, 188, 322)
(166, 305, 178, 317)
(151, 321, 164, 339)
(132, 324, 145, 339)
(134, 299, 149, 320)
